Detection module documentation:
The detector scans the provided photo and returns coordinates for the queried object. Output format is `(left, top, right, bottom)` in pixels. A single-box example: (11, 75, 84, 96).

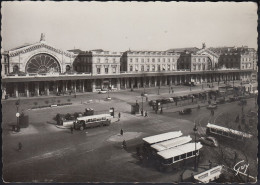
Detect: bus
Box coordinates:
(206, 123, 253, 141)
(193, 165, 223, 183)
(74, 114, 112, 130)
(150, 135, 192, 153)
(156, 142, 203, 170)
(143, 131, 183, 147)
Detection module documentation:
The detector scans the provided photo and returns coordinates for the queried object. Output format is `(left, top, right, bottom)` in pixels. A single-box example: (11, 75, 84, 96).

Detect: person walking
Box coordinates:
(118, 112, 121, 121)
(145, 111, 148, 117)
(18, 142, 22, 151)
(122, 140, 127, 149)
(120, 129, 124, 136)
(70, 126, 73, 134)
(160, 107, 163, 114)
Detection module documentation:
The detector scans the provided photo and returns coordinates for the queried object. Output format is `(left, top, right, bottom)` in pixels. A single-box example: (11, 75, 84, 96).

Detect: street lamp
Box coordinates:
(15, 99, 20, 131)
(193, 123, 198, 171)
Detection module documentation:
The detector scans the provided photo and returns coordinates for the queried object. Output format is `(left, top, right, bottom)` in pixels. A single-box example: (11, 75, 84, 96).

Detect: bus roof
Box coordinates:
(77, 114, 111, 121)
(151, 135, 192, 152)
(157, 142, 203, 159)
(142, 131, 183, 145)
(207, 123, 252, 138)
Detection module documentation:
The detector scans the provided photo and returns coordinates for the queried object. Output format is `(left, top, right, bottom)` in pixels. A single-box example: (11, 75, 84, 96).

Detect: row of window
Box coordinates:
(129, 58, 178, 63)
(192, 58, 209, 62)
(96, 58, 117, 63)
(129, 64, 176, 72)
(96, 67, 117, 74)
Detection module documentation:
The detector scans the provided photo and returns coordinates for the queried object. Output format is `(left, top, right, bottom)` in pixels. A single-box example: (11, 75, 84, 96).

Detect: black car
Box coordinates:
(179, 108, 192, 115)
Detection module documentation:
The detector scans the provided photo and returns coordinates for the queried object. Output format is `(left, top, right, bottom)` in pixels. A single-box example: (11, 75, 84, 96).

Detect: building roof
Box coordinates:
(157, 142, 203, 159)
(9, 43, 35, 51)
(142, 131, 183, 145)
(166, 47, 200, 53)
(151, 135, 192, 152)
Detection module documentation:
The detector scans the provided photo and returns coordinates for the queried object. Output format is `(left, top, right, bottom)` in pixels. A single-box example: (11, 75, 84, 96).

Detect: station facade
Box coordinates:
(1, 34, 257, 99)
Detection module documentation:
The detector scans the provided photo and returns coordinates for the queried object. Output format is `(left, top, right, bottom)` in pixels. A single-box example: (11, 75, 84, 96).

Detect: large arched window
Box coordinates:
(26, 53, 60, 73)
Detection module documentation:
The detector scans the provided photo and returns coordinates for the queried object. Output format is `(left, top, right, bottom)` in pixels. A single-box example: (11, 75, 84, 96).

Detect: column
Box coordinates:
(131, 78, 134, 90)
(154, 77, 157, 87)
(148, 77, 151, 87)
(79, 80, 82, 92)
(35, 82, 39, 96)
(92, 79, 96, 92)
(82, 80, 85, 92)
(175, 76, 178, 85)
(165, 77, 167, 86)
(160, 77, 162, 86)
(45, 82, 49, 96)
(74, 81, 77, 92)
(117, 78, 120, 90)
(25, 82, 29, 97)
(14, 83, 18, 98)
(2, 83, 6, 100)
(124, 78, 127, 89)
(169, 76, 172, 86)
(127, 78, 130, 89)
(137, 78, 140, 89)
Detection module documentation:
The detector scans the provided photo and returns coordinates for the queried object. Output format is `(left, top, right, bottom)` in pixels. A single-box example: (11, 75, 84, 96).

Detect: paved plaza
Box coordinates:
(2, 83, 258, 182)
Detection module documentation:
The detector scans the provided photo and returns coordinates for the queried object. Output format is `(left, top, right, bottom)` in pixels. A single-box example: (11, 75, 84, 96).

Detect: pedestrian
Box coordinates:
(122, 140, 127, 149)
(118, 112, 121, 121)
(70, 126, 73, 134)
(18, 142, 22, 151)
(120, 129, 124, 136)
(145, 111, 148, 117)
(146, 96, 148, 102)
(160, 107, 163, 114)
(172, 90, 174, 94)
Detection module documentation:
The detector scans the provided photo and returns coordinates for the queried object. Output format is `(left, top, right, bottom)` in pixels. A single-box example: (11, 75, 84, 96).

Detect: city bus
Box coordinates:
(143, 131, 183, 147)
(206, 123, 253, 141)
(193, 165, 223, 183)
(151, 135, 192, 153)
(156, 142, 203, 171)
(74, 114, 112, 130)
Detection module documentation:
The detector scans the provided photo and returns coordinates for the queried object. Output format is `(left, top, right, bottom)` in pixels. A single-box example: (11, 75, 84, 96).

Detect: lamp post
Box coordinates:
(15, 99, 20, 131)
(193, 123, 198, 171)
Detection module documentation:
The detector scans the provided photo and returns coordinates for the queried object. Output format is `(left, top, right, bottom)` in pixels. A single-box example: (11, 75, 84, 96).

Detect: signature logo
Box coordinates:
(233, 160, 249, 176)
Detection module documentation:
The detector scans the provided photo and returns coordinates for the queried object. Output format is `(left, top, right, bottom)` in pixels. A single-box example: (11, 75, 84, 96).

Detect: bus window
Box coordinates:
(187, 152, 192, 157)
(223, 131, 229, 136)
(93, 118, 96, 121)
(174, 156, 180, 161)
(217, 130, 222, 135)
(180, 154, 186, 159)
(102, 117, 106, 120)
(193, 150, 198, 155)
(211, 128, 216, 133)
(97, 119, 101, 121)
(174, 156, 180, 162)
(163, 158, 172, 165)
(88, 119, 92, 122)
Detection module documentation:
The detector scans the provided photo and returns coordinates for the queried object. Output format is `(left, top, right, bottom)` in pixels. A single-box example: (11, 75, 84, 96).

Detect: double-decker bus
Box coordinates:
(151, 135, 192, 153)
(156, 142, 203, 171)
(74, 114, 112, 130)
(206, 123, 253, 141)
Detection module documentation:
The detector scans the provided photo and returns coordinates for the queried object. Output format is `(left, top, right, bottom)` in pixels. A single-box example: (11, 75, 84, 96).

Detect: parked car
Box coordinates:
(98, 90, 107, 94)
(216, 98, 225, 104)
(199, 136, 218, 147)
(179, 108, 192, 115)
(207, 104, 217, 109)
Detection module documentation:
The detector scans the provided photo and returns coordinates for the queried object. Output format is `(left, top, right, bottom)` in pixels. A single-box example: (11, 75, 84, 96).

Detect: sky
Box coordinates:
(1, 2, 258, 52)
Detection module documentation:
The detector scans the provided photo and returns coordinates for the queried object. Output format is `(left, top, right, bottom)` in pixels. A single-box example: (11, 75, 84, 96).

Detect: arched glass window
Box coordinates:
(26, 53, 60, 73)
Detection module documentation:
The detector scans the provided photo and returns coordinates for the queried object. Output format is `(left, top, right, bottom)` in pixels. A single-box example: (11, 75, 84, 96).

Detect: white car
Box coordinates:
(199, 136, 218, 147)
(98, 90, 107, 94)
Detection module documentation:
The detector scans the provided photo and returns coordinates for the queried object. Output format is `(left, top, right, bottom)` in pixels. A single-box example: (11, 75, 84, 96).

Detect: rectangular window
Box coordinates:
(187, 152, 192, 157)
(112, 67, 116, 73)
(97, 68, 101, 74)
(105, 68, 108, 74)
(174, 156, 180, 161)
(180, 154, 186, 159)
